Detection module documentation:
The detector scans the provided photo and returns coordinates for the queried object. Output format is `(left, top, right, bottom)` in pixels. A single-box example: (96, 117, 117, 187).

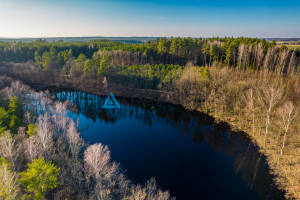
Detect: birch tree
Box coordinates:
(24, 135, 42, 163)
(0, 157, 20, 200)
(84, 143, 119, 200)
(260, 87, 283, 146)
(0, 132, 21, 171)
(37, 114, 54, 162)
(278, 101, 295, 156)
(244, 88, 256, 134)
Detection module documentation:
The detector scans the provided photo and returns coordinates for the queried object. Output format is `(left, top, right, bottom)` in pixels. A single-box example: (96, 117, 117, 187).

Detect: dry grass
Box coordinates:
(191, 67, 300, 199)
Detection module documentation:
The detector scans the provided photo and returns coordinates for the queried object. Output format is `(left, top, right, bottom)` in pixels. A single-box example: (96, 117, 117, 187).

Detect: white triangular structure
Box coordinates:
(102, 92, 120, 109)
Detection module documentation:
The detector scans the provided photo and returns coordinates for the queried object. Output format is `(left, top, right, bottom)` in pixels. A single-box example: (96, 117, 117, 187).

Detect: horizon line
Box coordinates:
(1, 36, 300, 39)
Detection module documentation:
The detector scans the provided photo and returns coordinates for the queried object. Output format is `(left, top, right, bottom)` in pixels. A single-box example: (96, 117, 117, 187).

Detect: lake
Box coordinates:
(52, 90, 285, 200)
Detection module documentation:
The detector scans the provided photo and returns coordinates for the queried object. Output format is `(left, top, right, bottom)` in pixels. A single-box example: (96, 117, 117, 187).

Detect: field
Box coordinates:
(275, 39, 300, 50)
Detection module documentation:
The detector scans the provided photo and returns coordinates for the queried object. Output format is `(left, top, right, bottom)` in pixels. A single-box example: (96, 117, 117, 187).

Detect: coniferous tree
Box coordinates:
(19, 157, 60, 200)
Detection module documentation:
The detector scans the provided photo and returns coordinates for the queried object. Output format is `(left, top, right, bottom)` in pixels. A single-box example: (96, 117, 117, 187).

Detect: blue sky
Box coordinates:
(0, 0, 299, 38)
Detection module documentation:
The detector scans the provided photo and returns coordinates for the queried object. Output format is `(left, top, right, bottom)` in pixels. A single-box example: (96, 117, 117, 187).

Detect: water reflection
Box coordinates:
(53, 90, 285, 200)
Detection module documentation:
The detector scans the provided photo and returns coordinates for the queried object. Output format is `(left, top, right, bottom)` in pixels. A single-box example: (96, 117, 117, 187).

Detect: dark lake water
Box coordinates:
(52, 90, 285, 200)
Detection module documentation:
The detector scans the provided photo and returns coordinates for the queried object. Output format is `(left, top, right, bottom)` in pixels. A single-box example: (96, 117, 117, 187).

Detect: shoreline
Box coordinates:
(0, 67, 297, 199)
(28, 79, 287, 198)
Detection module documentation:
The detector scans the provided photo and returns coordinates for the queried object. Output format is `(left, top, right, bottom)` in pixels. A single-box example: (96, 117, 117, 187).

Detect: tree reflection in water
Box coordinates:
(53, 89, 285, 200)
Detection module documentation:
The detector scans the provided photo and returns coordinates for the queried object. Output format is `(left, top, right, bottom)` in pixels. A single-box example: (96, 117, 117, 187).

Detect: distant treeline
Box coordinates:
(0, 37, 299, 91)
(0, 37, 158, 44)
(1, 37, 300, 69)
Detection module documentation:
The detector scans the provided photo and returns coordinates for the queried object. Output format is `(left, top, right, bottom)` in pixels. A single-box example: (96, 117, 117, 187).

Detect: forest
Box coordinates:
(0, 37, 300, 199)
(0, 76, 173, 200)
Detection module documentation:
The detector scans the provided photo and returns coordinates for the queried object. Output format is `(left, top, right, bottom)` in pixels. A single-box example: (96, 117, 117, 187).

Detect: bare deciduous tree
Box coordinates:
(0, 132, 21, 171)
(84, 143, 119, 200)
(254, 43, 265, 70)
(23, 111, 34, 124)
(278, 101, 295, 156)
(52, 102, 70, 136)
(263, 47, 278, 72)
(259, 86, 283, 146)
(276, 49, 290, 75)
(125, 178, 173, 200)
(238, 44, 251, 70)
(24, 135, 42, 162)
(244, 88, 256, 134)
(67, 121, 85, 159)
(0, 161, 20, 200)
(37, 113, 54, 161)
(4, 87, 14, 99)
(287, 51, 297, 76)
